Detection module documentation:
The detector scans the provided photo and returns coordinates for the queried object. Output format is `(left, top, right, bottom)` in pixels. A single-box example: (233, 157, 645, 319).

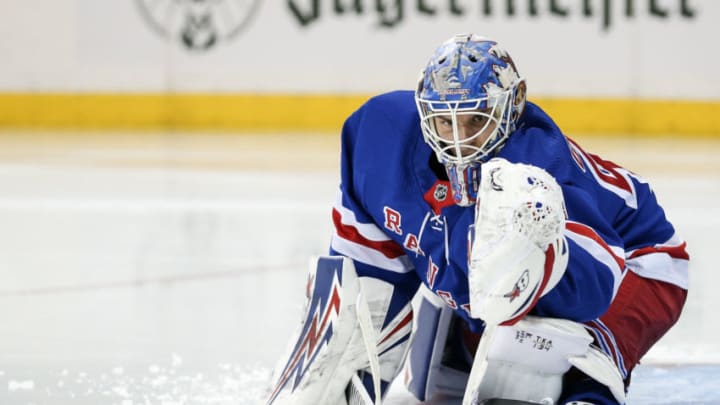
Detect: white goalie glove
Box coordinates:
(463, 159, 625, 405)
(468, 158, 569, 326)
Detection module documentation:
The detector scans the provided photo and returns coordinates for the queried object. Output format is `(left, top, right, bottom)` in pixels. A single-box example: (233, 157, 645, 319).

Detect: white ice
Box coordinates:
(0, 133, 717, 405)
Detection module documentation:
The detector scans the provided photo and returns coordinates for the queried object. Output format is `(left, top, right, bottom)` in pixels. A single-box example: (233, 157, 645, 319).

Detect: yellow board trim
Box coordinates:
(0, 93, 718, 136)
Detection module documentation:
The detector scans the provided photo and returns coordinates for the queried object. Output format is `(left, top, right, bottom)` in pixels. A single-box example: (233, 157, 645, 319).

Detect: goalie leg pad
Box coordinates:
(405, 285, 469, 401)
(265, 256, 413, 405)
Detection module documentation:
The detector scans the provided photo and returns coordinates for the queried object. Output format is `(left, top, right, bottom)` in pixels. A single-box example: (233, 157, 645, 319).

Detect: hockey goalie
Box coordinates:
(265, 34, 688, 405)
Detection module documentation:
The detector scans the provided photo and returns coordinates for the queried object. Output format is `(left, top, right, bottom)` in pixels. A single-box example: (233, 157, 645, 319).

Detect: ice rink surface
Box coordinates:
(0, 132, 718, 405)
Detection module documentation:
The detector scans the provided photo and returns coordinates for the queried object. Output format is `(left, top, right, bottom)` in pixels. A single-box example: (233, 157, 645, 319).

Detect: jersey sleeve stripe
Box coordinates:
(565, 221, 625, 296)
(625, 234, 689, 289)
(334, 192, 390, 241)
(330, 235, 413, 273)
(627, 241, 689, 261)
(625, 253, 689, 290)
(332, 208, 405, 259)
(331, 190, 413, 273)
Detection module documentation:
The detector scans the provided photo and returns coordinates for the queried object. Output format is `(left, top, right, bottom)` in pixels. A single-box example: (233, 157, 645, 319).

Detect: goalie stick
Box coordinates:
(355, 291, 382, 405)
(462, 324, 497, 405)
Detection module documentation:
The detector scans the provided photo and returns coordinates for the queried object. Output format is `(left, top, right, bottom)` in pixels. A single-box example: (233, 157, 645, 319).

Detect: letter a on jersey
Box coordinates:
(404, 233, 424, 256)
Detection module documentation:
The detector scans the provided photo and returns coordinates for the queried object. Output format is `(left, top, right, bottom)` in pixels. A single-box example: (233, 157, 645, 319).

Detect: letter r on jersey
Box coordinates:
(383, 206, 403, 235)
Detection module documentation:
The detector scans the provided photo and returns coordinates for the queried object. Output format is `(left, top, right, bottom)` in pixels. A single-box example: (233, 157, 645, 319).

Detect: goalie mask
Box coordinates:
(415, 34, 527, 206)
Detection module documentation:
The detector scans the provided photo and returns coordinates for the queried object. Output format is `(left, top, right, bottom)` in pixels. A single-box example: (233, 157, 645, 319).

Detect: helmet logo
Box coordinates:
(431, 53, 463, 97)
(430, 48, 482, 100)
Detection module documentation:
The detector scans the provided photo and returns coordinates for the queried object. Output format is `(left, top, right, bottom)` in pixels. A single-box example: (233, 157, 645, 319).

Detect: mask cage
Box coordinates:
(415, 90, 514, 168)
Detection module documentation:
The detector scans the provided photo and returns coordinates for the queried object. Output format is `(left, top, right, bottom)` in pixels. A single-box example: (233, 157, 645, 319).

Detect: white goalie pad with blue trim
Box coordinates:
(265, 256, 414, 405)
(405, 285, 470, 401)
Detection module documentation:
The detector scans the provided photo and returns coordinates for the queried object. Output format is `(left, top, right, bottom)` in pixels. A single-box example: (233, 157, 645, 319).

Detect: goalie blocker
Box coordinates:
(265, 256, 414, 405)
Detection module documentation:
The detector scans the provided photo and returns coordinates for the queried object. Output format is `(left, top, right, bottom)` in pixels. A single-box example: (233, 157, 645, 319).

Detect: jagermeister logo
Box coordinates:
(288, 0, 697, 31)
(137, 0, 261, 51)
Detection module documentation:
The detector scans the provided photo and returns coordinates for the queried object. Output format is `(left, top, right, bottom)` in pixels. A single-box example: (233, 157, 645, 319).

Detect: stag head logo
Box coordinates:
(136, 0, 261, 51)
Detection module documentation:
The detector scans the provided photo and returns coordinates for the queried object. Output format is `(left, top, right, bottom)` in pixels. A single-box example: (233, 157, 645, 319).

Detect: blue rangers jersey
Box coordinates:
(329, 90, 689, 335)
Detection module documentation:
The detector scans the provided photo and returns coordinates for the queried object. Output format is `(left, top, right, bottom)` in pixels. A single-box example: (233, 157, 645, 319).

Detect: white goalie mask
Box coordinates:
(415, 34, 526, 206)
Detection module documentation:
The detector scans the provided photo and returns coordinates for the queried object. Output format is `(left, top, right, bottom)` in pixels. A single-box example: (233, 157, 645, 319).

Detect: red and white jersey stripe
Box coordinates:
(566, 221, 689, 294)
(565, 221, 626, 297)
(331, 191, 414, 273)
(625, 233, 689, 289)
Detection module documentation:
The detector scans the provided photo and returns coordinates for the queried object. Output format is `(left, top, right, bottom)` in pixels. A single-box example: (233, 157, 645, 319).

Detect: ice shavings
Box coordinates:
(1, 355, 274, 404)
(8, 379, 35, 391)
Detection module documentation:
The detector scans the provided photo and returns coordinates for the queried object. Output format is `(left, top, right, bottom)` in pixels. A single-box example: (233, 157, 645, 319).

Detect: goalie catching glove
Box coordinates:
(468, 158, 569, 326)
